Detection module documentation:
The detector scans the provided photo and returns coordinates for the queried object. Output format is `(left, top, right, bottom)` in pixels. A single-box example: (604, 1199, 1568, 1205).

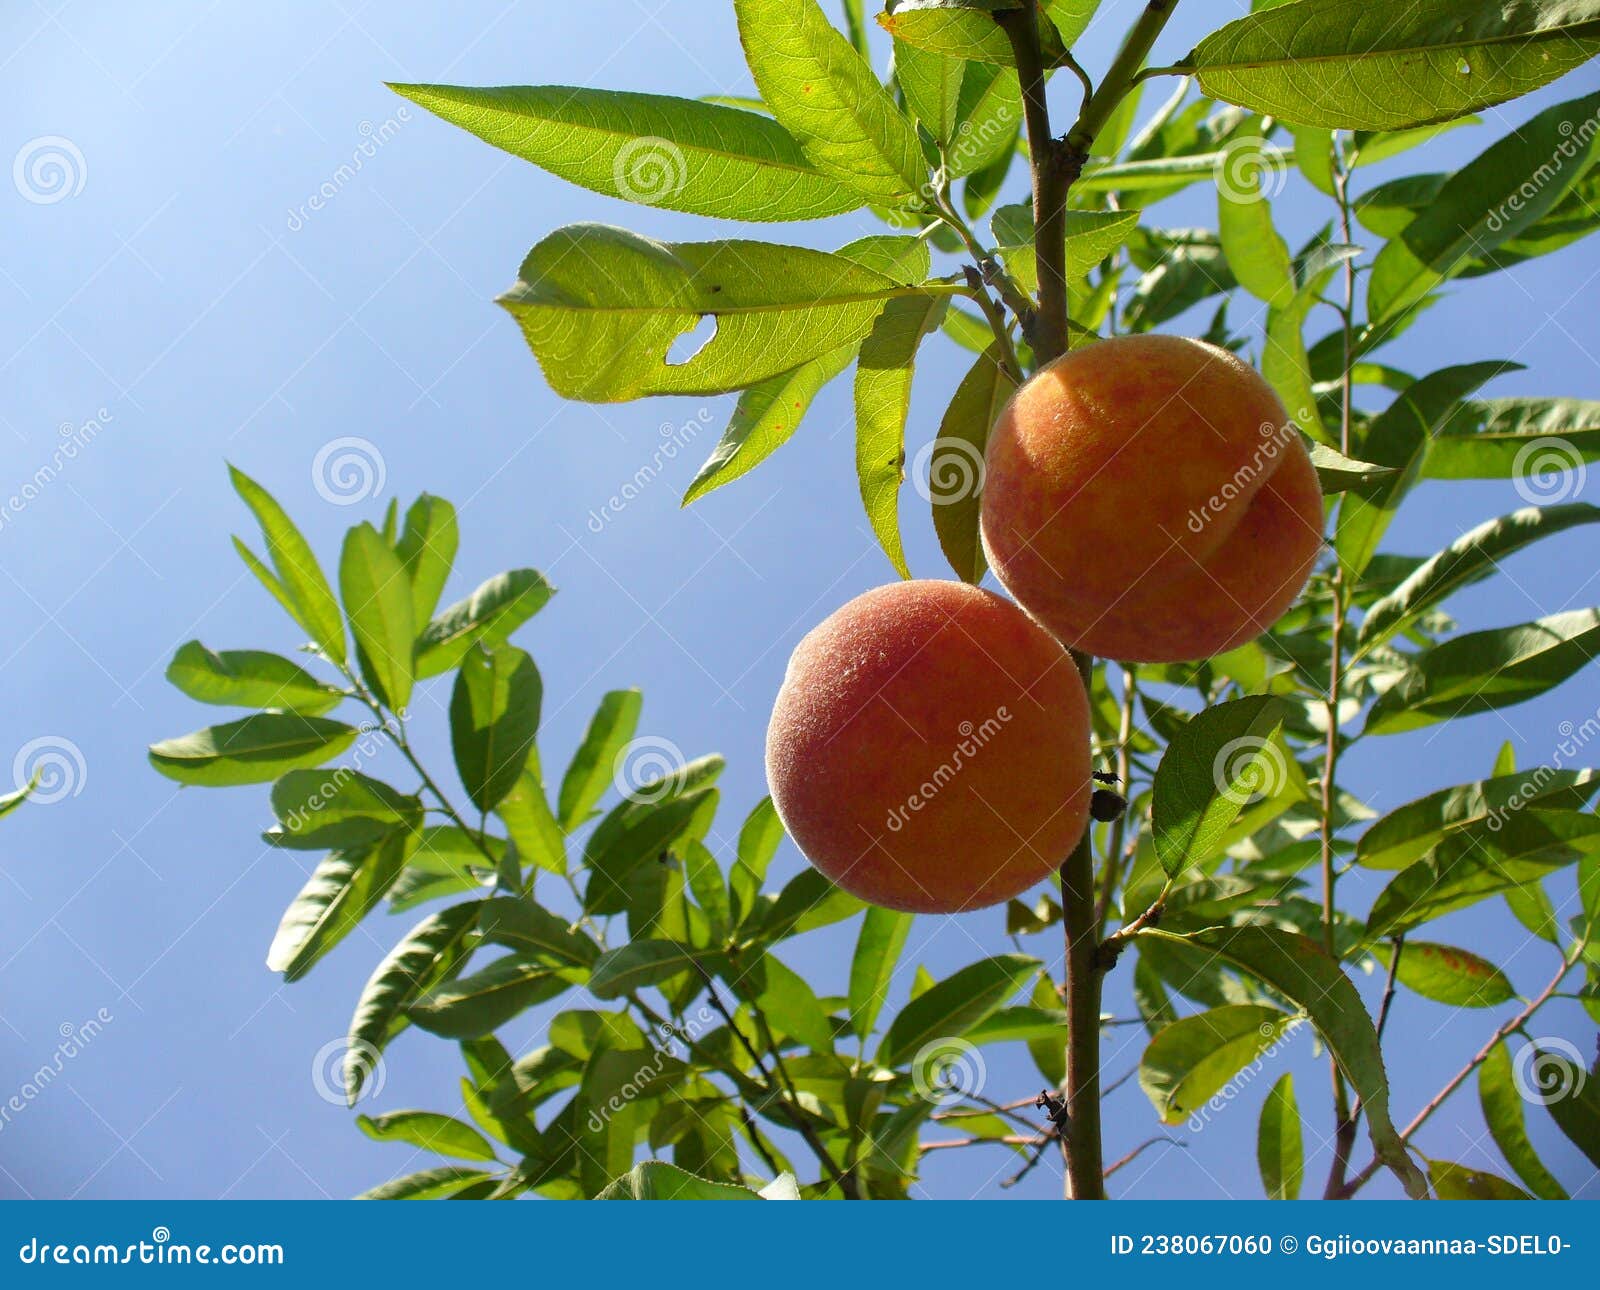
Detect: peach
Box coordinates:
(765, 580, 1091, 914)
(979, 335, 1324, 663)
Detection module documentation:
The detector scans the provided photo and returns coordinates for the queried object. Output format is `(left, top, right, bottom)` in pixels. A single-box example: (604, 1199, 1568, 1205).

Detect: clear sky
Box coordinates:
(1, 1, 1596, 1200)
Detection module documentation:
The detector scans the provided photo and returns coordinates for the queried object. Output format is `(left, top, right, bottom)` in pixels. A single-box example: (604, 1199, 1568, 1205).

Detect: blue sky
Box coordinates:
(0, 1, 1596, 1200)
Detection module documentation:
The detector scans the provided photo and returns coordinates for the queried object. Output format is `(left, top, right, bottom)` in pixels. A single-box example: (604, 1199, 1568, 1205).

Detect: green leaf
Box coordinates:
(1353, 116, 1480, 168)
(1151, 696, 1290, 876)
(1367, 608, 1600, 734)
(357, 1166, 496, 1200)
(880, 0, 1084, 65)
(946, 62, 1021, 178)
(731, 796, 784, 924)
(1427, 397, 1600, 480)
(165, 642, 343, 715)
(1257, 1073, 1302, 1200)
(496, 761, 567, 876)
(1368, 91, 1600, 324)
(266, 768, 420, 851)
(449, 645, 541, 815)
(357, 1110, 498, 1163)
(877, 954, 1037, 1068)
(1479, 1040, 1569, 1199)
(848, 907, 914, 1039)
(415, 569, 554, 680)
(585, 781, 722, 916)
(683, 840, 731, 939)
(1140, 1004, 1298, 1125)
(407, 954, 572, 1039)
(1262, 245, 1355, 446)
(589, 941, 701, 1000)
(1336, 361, 1521, 579)
(1138, 924, 1428, 1198)
(344, 902, 480, 1104)
(502, 225, 955, 403)
(148, 713, 358, 787)
(855, 292, 951, 577)
(683, 345, 855, 505)
(894, 39, 963, 143)
(1538, 1046, 1600, 1169)
(1371, 940, 1514, 1007)
(1360, 504, 1600, 652)
(340, 522, 416, 713)
(394, 494, 458, 628)
(1356, 768, 1599, 870)
(1216, 121, 1295, 307)
(477, 896, 599, 969)
(732, 951, 834, 1052)
(0, 781, 31, 818)
(1365, 811, 1600, 938)
(1307, 443, 1397, 494)
(391, 84, 861, 222)
(558, 688, 643, 831)
(597, 1160, 766, 1200)
(1427, 1159, 1531, 1200)
(931, 344, 1016, 584)
(735, 0, 927, 208)
(1191, 1, 1600, 131)
(228, 466, 345, 663)
(267, 831, 414, 982)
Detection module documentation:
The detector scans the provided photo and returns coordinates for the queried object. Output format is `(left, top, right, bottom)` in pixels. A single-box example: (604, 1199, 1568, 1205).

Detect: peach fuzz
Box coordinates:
(764, 580, 1091, 914)
(979, 334, 1324, 663)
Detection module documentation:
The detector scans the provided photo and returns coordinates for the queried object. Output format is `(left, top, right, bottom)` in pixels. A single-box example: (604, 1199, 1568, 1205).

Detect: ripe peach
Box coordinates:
(765, 580, 1091, 914)
(980, 335, 1324, 663)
